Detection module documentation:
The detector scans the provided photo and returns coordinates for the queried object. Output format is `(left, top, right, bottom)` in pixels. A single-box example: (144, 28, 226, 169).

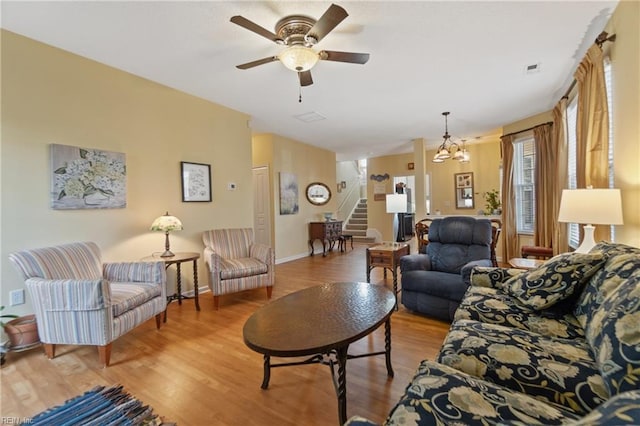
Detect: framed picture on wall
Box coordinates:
(181, 161, 212, 202)
(50, 144, 127, 210)
(454, 172, 475, 209)
(279, 172, 299, 215)
(455, 172, 473, 188)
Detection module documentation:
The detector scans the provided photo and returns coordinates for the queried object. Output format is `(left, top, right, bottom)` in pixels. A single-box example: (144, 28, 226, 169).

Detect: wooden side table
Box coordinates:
(366, 242, 410, 307)
(142, 252, 201, 321)
(508, 257, 545, 270)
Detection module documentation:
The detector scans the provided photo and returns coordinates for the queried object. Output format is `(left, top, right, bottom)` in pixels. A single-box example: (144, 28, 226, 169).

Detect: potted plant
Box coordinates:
(1, 306, 18, 366)
(484, 189, 502, 215)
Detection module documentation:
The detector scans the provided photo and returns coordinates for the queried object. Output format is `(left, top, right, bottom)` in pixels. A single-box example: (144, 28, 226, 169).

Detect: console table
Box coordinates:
(309, 221, 343, 257)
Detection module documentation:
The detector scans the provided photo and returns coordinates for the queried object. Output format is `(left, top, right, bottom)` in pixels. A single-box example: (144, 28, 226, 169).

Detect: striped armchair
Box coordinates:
(8, 242, 166, 367)
(202, 228, 274, 309)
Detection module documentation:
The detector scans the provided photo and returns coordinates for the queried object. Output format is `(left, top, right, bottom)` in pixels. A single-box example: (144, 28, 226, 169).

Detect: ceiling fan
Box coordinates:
(230, 3, 370, 88)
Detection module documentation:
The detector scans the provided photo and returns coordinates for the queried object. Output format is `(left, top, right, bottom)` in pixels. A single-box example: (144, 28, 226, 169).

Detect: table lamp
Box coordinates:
(386, 193, 407, 242)
(150, 212, 183, 257)
(558, 188, 623, 253)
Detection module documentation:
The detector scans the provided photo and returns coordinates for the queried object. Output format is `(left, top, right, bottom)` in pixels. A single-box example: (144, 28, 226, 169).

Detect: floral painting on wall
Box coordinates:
(279, 172, 299, 215)
(50, 144, 126, 209)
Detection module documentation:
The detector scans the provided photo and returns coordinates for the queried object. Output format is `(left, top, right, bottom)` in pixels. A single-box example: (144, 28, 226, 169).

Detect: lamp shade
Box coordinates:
(150, 212, 183, 232)
(558, 188, 623, 225)
(386, 194, 407, 214)
(278, 46, 319, 72)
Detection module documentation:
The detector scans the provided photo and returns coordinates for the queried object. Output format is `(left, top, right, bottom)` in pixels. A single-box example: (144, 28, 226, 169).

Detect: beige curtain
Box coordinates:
(553, 99, 569, 254)
(533, 123, 555, 250)
(574, 44, 610, 242)
(500, 135, 518, 261)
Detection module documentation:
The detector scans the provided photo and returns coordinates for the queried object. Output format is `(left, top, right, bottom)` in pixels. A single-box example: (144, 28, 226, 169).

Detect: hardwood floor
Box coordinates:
(1, 242, 450, 425)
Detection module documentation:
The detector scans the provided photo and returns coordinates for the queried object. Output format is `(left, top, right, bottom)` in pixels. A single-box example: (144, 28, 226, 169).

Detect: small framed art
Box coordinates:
(181, 161, 212, 202)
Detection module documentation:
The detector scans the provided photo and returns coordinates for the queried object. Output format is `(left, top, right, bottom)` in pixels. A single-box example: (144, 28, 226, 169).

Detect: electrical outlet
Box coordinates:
(10, 289, 25, 306)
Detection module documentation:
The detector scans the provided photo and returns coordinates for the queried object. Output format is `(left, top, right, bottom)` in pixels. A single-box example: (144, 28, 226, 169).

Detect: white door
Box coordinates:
(252, 166, 272, 247)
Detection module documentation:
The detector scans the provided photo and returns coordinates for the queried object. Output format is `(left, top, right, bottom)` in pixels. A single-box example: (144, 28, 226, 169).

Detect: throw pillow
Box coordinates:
(504, 252, 605, 310)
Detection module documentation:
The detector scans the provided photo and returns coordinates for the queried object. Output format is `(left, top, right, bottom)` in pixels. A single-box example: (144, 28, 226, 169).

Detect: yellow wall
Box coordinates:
(499, 0, 640, 248)
(1, 30, 254, 315)
(427, 140, 502, 216)
(366, 153, 414, 241)
(253, 133, 337, 261)
(606, 0, 640, 246)
(366, 141, 502, 242)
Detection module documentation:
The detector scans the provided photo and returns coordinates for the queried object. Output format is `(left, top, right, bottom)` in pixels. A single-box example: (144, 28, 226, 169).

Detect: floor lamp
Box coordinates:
(386, 193, 407, 243)
(558, 188, 623, 253)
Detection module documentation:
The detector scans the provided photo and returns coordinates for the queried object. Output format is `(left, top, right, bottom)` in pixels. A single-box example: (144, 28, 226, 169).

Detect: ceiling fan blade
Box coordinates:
(236, 56, 279, 70)
(299, 70, 313, 87)
(230, 16, 281, 44)
(320, 50, 370, 64)
(306, 4, 348, 43)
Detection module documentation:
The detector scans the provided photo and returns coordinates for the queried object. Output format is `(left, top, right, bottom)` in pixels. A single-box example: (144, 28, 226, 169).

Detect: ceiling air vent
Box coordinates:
(294, 112, 326, 123)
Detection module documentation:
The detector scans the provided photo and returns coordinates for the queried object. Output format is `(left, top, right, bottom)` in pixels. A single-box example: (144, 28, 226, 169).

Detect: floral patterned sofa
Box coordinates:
(347, 242, 640, 425)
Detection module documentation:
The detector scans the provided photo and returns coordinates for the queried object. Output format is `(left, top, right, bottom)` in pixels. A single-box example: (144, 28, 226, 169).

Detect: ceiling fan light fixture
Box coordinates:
(278, 45, 319, 72)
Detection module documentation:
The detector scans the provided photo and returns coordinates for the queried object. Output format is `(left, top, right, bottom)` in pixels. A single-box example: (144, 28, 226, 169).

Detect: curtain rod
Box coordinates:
(501, 121, 553, 139)
(561, 31, 616, 99)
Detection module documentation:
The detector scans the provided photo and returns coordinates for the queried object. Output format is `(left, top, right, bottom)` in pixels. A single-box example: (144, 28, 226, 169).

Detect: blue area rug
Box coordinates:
(31, 385, 171, 425)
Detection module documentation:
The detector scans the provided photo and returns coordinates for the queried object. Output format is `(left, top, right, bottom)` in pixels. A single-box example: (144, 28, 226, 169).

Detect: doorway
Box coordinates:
(252, 166, 272, 247)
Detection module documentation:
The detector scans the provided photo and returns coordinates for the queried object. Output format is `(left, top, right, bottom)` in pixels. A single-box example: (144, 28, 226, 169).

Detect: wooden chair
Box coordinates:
(415, 218, 433, 253)
(521, 245, 554, 259)
(489, 219, 502, 267)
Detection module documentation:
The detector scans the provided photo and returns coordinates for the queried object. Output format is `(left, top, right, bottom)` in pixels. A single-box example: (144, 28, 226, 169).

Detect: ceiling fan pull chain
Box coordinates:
(299, 86, 302, 103)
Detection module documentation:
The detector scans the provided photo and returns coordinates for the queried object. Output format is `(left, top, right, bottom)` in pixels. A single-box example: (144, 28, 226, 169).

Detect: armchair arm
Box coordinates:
(103, 261, 166, 285)
(460, 259, 493, 285)
(25, 277, 111, 311)
(400, 254, 432, 273)
(250, 243, 274, 266)
(469, 266, 525, 289)
(204, 247, 224, 273)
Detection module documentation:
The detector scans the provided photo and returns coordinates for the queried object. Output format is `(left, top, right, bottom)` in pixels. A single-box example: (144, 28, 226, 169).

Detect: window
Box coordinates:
(567, 96, 579, 248)
(513, 137, 535, 234)
(566, 57, 614, 248)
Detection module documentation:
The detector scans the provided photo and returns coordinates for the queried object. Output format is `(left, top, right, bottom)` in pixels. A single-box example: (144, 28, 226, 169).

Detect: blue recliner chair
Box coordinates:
(400, 216, 494, 321)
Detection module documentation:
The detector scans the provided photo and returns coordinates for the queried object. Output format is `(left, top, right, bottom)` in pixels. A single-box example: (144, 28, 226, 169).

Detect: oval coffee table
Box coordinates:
(243, 281, 396, 425)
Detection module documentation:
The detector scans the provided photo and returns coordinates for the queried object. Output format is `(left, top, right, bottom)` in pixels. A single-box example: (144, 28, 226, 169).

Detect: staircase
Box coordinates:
(344, 199, 375, 243)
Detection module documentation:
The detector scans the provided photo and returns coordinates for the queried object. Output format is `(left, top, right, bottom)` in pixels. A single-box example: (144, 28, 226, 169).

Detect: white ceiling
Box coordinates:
(1, 1, 618, 160)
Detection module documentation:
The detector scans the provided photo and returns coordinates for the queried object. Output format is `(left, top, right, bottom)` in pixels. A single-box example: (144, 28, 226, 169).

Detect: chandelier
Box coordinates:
(432, 112, 470, 163)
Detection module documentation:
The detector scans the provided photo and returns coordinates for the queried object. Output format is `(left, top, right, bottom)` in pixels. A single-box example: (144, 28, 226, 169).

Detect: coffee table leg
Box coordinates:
(385, 319, 394, 377)
(261, 354, 271, 389)
(392, 268, 399, 310)
(336, 346, 348, 425)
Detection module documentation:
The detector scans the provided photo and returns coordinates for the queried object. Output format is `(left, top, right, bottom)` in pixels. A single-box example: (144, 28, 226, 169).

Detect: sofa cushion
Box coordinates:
(385, 360, 580, 425)
(426, 217, 491, 274)
(110, 282, 162, 317)
(564, 390, 640, 426)
(503, 252, 605, 310)
(586, 267, 640, 396)
(574, 242, 640, 329)
(438, 319, 607, 414)
(401, 270, 468, 301)
(219, 258, 268, 280)
(455, 286, 585, 339)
